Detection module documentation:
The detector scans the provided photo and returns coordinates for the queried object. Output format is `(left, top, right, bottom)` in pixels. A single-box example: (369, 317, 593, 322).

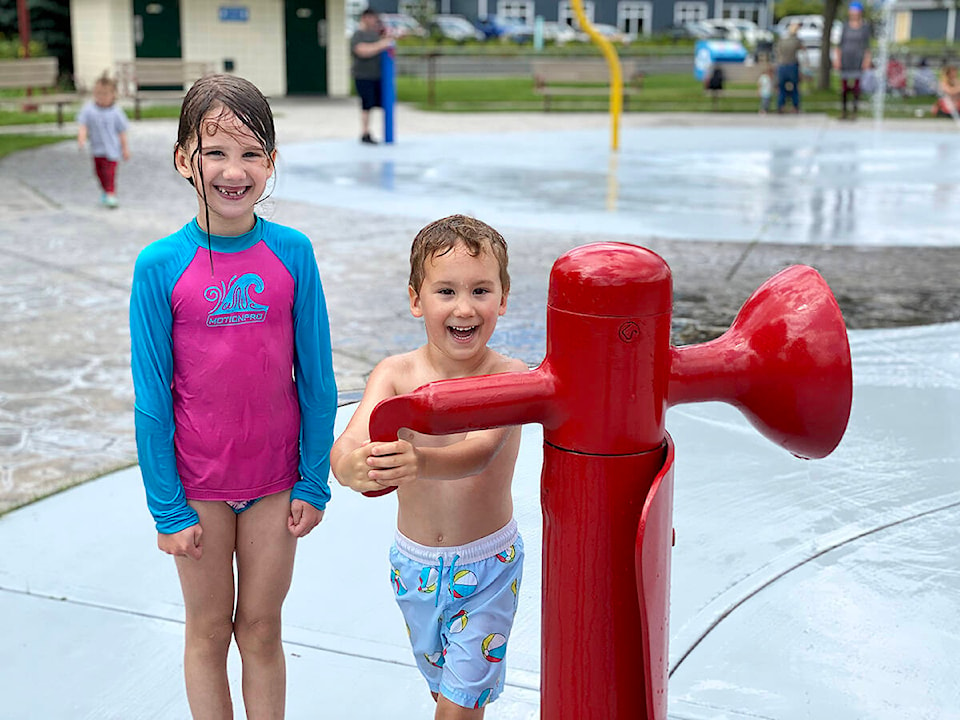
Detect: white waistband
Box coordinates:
(395, 518, 518, 565)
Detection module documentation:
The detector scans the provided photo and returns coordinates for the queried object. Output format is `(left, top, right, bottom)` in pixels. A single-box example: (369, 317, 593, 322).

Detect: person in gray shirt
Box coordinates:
(775, 22, 804, 113)
(351, 9, 394, 144)
(832, 2, 872, 120)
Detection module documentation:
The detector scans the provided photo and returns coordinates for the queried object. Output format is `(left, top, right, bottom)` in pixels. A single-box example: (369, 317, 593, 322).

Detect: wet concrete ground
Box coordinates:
(1, 103, 958, 515)
(1, 100, 958, 718)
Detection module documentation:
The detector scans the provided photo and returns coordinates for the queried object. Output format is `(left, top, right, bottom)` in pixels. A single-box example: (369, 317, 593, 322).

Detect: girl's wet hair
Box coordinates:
(174, 74, 276, 273)
(174, 73, 276, 186)
(409, 214, 510, 294)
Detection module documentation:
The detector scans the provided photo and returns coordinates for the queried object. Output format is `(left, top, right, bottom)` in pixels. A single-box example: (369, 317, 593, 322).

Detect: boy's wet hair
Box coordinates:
(409, 214, 510, 294)
(174, 73, 276, 188)
(94, 73, 118, 93)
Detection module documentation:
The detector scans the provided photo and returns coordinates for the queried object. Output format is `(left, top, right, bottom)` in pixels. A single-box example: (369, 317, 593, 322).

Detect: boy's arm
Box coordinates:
(330, 358, 399, 493)
(117, 107, 130, 159)
(368, 425, 518, 485)
(365, 357, 529, 486)
(77, 124, 87, 150)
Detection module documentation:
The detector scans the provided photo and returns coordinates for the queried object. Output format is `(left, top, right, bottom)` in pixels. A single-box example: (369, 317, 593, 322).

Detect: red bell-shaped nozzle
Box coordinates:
(668, 265, 852, 459)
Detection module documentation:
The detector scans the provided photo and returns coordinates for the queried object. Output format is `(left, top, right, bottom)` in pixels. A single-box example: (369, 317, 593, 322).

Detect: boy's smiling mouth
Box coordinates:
(448, 325, 478, 342)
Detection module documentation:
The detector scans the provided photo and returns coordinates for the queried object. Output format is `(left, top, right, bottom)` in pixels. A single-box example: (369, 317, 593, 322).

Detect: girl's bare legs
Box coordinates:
(175, 501, 238, 720)
(235, 490, 298, 720)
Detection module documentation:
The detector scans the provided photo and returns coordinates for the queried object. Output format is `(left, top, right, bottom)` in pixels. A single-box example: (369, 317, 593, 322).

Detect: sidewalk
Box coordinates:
(2, 321, 958, 718)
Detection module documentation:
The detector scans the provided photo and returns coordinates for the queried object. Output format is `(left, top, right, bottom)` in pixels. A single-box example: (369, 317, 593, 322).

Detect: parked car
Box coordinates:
(501, 21, 578, 44)
(574, 23, 628, 43)
(542, 21, 577, 44)
(702, 18, 773, 48)
(662, 20, 728, 41)
(474, 14, 525, 39)
(775, 15, 842, 46)
(430, 14, 486, 41)
(380, 13, 428, 39)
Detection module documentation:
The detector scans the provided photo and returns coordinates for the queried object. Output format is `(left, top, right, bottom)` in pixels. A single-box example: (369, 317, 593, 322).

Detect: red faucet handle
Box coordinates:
(360, 369, 559, 499)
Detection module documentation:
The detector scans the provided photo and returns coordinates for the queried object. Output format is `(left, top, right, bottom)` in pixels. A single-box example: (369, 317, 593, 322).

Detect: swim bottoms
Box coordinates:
(225, 498, 262, 514)
(389, 519, 524, 709)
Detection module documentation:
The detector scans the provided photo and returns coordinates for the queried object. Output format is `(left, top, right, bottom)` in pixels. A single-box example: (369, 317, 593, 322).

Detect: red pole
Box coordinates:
(16, 0, 37, 108)
(17, 0, 31, 58)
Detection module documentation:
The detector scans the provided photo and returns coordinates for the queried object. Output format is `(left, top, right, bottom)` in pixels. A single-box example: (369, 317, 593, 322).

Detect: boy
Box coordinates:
(331, 214, 527, 717)
(77, 74, 130, 208)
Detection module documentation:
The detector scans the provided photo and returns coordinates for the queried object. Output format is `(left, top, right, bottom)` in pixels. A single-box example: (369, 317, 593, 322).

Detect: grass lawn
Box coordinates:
(0, 134, 71, 159)
(0, 73, 938, 130)
(0, 103, 181, 128)
(397, 72, 937, 118)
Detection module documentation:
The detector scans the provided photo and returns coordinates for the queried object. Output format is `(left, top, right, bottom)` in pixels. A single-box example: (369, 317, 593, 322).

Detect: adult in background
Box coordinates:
(775, 22, 804, 113)
(832, 1, 872, 120)
(351, 8, 394, 145)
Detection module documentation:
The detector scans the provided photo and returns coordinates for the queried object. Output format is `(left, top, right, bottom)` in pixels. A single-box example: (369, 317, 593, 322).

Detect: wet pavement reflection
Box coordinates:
(277, 127, 960, 247)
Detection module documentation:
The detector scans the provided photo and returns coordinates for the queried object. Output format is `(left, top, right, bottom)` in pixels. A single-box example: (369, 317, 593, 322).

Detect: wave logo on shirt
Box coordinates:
(204, 273, 269, 327)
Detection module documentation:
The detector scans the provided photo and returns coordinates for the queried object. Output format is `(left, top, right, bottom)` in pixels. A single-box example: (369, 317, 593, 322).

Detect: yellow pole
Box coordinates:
(570, 0, 622, 151)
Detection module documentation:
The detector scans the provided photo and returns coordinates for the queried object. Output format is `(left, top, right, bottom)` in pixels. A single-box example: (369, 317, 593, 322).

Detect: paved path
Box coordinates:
(2, 100, 957, 513)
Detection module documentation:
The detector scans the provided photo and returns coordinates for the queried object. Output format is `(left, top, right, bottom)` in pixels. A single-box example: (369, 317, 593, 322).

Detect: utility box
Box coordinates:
(694, 39, 748, 81)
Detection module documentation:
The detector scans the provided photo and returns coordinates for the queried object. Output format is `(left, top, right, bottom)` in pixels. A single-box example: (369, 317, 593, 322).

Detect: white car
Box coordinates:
(702, 18, 774, 47)
(542, 21, 577, 44)
(380, 13, 428, 39)
(430, 14, 485, 41)
(573, 23, 627, 43)
(775, 14, 842, 46)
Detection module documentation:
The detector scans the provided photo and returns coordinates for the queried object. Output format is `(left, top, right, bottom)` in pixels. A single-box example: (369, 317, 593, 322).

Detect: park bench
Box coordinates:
(116, 59, 214, 119)
(532, 59, 644, 111)
(704, 62, 768, 108)
(0, 57, 80, 127)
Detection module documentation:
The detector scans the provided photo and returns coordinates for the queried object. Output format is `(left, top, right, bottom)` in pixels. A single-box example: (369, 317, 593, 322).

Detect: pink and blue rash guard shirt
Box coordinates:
(130, 217, 337, 534)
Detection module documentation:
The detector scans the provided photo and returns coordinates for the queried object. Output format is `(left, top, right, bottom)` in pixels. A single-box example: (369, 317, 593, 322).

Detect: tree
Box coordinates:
(818, 0, 840, 89)
(0, 0, 72, 75)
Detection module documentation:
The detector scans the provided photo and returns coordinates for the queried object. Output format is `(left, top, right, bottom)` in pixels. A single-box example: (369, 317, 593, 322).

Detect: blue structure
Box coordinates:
(382, 47, 396, 144)
(693, 38, 747, 81)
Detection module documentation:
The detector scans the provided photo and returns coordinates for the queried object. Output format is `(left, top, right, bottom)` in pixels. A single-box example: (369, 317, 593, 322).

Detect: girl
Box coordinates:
(129, 74, 337, 718)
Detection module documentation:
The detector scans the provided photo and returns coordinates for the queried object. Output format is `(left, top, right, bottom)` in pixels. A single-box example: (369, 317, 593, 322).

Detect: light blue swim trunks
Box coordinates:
(389, 519, 524, 710)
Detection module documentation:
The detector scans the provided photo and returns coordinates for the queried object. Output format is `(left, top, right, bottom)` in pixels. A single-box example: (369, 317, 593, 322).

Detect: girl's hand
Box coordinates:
(157, 524, 203, 560)
(366, 439, 419, 488)
(288, 499, 324, 538)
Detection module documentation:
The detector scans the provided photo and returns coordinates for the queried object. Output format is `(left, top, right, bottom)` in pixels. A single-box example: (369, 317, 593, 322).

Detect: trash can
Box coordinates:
(694, 39, 748, 81)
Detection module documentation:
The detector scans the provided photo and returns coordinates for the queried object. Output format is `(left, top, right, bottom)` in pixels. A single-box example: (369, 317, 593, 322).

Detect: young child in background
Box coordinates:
(129, 74, 337, 718)
(331, 214, 528, 718)
(758, 65, 774, 114)
(77, 74, 130, 208)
